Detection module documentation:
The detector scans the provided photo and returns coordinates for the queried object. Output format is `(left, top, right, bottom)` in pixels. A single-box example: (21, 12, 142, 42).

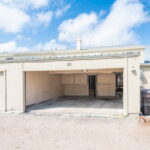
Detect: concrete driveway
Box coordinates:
(0, 114, 150, 150)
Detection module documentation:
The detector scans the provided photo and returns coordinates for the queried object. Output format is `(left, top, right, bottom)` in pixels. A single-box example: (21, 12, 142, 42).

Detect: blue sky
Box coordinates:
(0, 0, 150, 57)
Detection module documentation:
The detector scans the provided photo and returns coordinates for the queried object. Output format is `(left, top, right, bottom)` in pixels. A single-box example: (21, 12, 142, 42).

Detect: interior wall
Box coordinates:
(62, 74, 89, 96)
(62, 73, 117, 97)
(96, 73, 116, 96)
(26, 72, 63, 106)
(64, 84, 89, 96)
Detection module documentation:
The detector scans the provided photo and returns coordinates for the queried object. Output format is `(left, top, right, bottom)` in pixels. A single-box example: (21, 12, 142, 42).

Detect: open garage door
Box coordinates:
(0, 71, 6, 111)
(25, 69, 123, 115)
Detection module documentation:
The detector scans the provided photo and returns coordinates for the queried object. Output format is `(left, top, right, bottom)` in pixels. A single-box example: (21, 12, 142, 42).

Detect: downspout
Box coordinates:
(5, 69, 7, 112)
(126, 56, 129, 116)
(124, 56, 129, 116)
(21, 62, 26, 112)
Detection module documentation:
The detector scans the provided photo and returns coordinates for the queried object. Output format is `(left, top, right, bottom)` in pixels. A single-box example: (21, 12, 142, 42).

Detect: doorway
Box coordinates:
(116, 73, 123, 97)
(89, 75, 96, 97)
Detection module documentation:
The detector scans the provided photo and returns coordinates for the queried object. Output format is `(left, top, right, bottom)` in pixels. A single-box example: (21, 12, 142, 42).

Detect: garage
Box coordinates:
(0, 45, 144, 115)
(25, 69, 123, 115)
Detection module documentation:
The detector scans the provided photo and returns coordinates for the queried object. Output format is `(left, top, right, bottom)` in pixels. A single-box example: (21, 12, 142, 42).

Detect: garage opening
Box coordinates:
(25, 69, 123, 115)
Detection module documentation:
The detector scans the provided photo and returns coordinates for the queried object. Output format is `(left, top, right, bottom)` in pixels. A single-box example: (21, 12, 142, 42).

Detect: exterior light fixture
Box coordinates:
(130, 66, 135, 72)
(83, 69, 88, 72)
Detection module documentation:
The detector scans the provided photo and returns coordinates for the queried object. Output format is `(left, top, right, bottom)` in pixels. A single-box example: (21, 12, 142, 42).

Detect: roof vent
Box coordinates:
(76, 39, 82, 50)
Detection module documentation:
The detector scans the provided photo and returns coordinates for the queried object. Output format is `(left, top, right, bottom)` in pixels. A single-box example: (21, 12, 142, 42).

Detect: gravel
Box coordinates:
(0, 113, 150, 150)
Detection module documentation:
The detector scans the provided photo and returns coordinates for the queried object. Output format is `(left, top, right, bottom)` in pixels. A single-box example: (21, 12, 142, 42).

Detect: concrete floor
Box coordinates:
(26, 96, 123, 116)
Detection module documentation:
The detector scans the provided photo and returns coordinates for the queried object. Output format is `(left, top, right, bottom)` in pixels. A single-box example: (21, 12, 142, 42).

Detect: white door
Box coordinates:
(0, 71, 6, 111)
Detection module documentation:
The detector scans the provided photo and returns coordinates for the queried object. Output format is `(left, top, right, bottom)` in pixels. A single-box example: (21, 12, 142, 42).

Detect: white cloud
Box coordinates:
(36, 11, 53, 25)
(58, 0, 149, 47)
(28, 0, 49, 9)
(16, 46, 31, 52)
(0, 0, 51, 33)
(55, 4, 71, 17)
(99, 10, 106, 17)
(15, 34, 31, 41)
(0, 0, 71, 33)
(0, 39, 67, 53)
(0, 41, 16, 52)
(35, 39, 67, 51)
(58, 12, 98, 43)
(0, 3, 30, 33)
(0, 41, 30, 53)
(0, 0, 49, 9)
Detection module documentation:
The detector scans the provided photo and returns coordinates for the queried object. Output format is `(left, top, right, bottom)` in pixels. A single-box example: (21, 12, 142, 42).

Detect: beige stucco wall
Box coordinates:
(26, 72, 63, 106)
(0, 63, 24, 112)
(126, 57, 141, 114)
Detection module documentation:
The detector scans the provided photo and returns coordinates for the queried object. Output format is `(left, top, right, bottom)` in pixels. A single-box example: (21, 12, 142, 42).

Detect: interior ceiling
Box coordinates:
(48, 68, 123, 74)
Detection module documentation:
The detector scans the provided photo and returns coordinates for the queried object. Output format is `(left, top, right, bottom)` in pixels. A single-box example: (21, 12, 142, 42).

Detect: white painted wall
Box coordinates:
(26, 72, 63, 106)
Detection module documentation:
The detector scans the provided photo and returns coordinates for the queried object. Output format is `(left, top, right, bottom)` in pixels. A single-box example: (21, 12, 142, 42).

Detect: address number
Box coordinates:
(67, 62, 72, 66)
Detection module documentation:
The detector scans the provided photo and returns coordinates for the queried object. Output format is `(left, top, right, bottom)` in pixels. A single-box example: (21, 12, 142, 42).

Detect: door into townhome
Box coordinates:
(89, 75, 96, 96)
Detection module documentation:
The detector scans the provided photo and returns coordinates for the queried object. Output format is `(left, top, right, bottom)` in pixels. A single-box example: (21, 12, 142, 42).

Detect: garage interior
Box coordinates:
(25, 69, 123, 115)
